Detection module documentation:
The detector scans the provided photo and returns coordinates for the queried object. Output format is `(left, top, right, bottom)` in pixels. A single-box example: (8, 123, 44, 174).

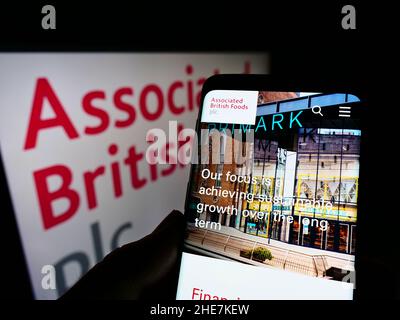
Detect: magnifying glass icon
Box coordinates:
(312, 105, 323, 117)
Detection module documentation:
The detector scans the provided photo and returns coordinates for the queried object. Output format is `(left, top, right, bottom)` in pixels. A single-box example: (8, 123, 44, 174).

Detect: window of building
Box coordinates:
(214, 164, 223, 188)
(292, 128, 361, 252)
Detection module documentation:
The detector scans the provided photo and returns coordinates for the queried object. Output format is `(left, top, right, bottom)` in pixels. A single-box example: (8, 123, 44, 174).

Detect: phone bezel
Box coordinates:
(179, 74, 369, 300)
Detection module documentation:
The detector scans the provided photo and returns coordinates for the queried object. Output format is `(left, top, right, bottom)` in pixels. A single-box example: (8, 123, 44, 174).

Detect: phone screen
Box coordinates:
(176, 88, 362, 300)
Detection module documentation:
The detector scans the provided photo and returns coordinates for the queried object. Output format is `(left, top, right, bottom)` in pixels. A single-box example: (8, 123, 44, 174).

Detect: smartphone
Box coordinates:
(176, 75, 366, 300)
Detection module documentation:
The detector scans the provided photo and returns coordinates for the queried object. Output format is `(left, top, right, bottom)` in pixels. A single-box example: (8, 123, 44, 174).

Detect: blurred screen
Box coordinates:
(0, 53, 268, 299)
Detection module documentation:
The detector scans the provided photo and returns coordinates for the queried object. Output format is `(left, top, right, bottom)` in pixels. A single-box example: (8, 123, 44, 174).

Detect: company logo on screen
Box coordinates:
(201, 90, 258, 125)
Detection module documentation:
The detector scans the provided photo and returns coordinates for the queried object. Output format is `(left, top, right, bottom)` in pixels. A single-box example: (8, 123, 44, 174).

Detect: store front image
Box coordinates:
(241, 124, 360, 255)
(289, 218, 356, 254)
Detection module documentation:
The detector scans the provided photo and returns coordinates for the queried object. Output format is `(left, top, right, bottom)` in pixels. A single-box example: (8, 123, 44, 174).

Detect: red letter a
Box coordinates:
(24, 78, 79, 150)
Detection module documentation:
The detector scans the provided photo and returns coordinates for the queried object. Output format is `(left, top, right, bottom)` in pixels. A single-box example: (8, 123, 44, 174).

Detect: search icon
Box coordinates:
(312, 105, 323, 117)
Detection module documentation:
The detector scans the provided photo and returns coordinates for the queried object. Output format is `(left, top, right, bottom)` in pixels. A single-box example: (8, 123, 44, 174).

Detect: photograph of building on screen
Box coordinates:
(185, 91, 361, 283)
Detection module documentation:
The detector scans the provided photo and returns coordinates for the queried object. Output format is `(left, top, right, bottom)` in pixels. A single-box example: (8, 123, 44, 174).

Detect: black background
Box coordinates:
(0, 0, 397, 310)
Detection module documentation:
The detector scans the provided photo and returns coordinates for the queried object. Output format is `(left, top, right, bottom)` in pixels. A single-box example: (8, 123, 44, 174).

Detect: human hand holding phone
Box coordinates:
(60, 210, 185, 300)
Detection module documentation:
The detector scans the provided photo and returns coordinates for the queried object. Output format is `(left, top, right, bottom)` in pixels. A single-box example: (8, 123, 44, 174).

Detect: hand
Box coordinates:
(60, 210, 185, 300)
